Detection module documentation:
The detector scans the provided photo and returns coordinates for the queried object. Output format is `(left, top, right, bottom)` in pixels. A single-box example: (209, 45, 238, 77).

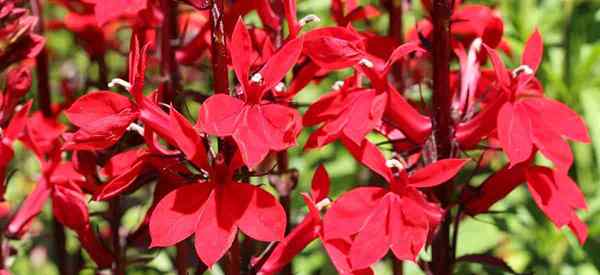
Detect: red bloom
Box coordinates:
(487, 30, 590, 170)
(149, 106, 286, 267)
(198, 19, 303, 168)
(323, 157, 467, 268)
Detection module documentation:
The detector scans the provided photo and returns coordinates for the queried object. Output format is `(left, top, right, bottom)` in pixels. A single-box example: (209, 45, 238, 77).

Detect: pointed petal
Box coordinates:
(65, 91, 136, 128)
(311, 165, 331, 202)
(522, 29, 543, 73)
(194, 189, 238, 267)
(168, 108, 210, 171)
(349, 196, 391, 269)
(521, 98, 590, 143)
(258, 36, 304, 96)
(409, 159, 469, 188)
(389, 196, 429, 261)
(340, 138, 393, 183)
(52, 181, 89, 232)
(231, 18, 252, 89)
(497, 102, 533, 166)
(230, 183, 286, 241)
(7, 177, 51, 236)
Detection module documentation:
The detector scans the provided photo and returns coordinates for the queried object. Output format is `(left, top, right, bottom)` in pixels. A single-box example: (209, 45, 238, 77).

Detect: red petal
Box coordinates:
(388, 196, 428, 261)
(198, 94, 245, 136)
(521, 98, 590, 143)
(383, 42, 425, 75)
(259, 104, 302, 150)
(568, 214, 588, 245)
(483, 45, 511, 87)
(323, 187, 386, 239)
(168, 108, 210, 171)
(526, 166, 572, 226)
(257, 36, 304, 97)
(409, 159, 469, 188)
(194, 189, 238, 267)
(311, 165, 331, 203)
(94, 0, 147, 26)
(52, 181, 89, 232)
(7, 177, 51, 236)
(349, 195, 391, 269)
(231, 18, 252, 90)
(149, 183, 213, 247)
(95, 157, 146, 200)
(521, 29, 543, 73)
(340, 138, 393, 183)
(3, 101, 32, 141)
(497, 102, 533, 167)
(257, 212, 319, 274)
(65, 91, 136, 128)
(230, 183, 286, 241)
(231, 107, 270, 168)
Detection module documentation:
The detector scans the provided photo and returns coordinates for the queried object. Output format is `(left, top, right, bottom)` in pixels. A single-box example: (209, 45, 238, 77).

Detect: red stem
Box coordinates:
(210, 0, 229, 94)
(430, 1, 454, 275)
(159, 0, 181, 104)
(30, 0, 51, 116)
(110, 198, 125, 275)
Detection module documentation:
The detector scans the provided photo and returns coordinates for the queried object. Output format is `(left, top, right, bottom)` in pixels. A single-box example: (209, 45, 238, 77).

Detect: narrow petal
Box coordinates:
(521, 29, 543, 73)
(409, 159, 469, 188)
(194, 189, 238, 267)
(497, 102, 533, 167)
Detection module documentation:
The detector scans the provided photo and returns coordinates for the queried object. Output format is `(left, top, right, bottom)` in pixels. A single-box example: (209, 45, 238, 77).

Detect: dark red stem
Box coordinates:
(110, 198, 125, 275)
(210, 0, 229, 94)
(30, 0, 51, 116)
(430, 0, 454, 275)
(159, 0, 181, 104)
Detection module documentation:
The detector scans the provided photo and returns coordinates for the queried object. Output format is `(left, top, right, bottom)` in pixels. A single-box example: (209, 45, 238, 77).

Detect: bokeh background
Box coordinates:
(4, 0, 600, 274)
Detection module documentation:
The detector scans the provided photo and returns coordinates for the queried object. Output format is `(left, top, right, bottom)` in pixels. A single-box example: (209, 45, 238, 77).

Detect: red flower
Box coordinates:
(149, 106, 286, 267)
(487, 30, 590, 171)
(198, 18, 303, 168)
(323, 157, 467, 268)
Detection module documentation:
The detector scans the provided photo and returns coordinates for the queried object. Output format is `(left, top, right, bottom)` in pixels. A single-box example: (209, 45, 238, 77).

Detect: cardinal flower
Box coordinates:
(323, 154, 468, 268)
(258, 165, 374, 275)
(303, 40, 431, 148)
(198, 18, 303, 168)
(485, 30, 590, 171)
(464, 161, 588, 245)
(149, 105, 286, 267)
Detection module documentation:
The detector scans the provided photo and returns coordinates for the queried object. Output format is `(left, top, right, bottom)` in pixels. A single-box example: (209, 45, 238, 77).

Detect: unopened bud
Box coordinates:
(6, 66, 32, 99)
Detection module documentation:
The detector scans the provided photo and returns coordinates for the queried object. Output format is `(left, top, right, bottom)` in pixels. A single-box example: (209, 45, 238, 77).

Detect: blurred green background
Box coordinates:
(5, 0, 600, 274)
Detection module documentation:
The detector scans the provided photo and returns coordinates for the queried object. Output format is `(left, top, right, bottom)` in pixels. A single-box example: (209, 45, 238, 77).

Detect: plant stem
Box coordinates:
(52, 219, 70, 275)
(209, 0, 229, 94)
(430, 0, 454, 274)
(30, 0, 51, 116)
(159, 0, 181, 104)
(385, 0, 405, 89)
(110, 198, 125, 275)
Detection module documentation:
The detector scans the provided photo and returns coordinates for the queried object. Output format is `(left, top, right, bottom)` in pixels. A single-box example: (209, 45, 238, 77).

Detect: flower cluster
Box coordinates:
(0, 0, 590, 274)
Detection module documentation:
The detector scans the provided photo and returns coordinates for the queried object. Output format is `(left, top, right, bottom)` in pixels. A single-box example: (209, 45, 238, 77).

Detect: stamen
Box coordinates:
(512, 65, 534, 77)
(108, 78, 132, 91)
(250, 73, 263, 84)
(359, 58, 374, 68)
(127, 123, 145, 136)
(386, 159, 405, 170)
(274, 82, 286, 93)
(299, 14, 321, 27)
(332, 81, 344, 91)
(315, 198, 331, 210)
